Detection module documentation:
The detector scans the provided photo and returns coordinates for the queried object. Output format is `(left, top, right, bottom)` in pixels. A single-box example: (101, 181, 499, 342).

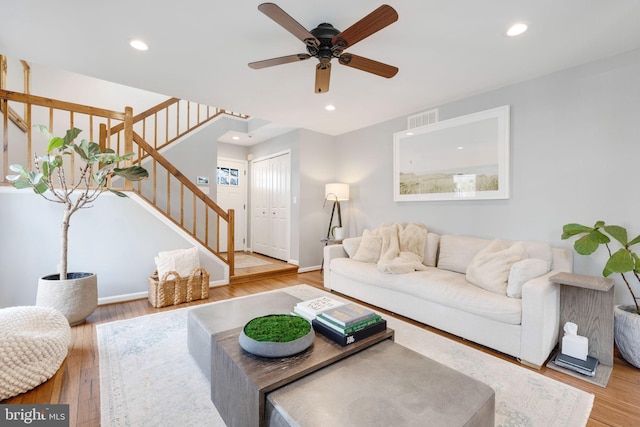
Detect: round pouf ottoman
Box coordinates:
(0, 306, 71, 401)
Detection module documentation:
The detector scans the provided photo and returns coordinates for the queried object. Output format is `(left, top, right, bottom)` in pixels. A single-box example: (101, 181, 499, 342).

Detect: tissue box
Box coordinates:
(562, 334, 588, 361)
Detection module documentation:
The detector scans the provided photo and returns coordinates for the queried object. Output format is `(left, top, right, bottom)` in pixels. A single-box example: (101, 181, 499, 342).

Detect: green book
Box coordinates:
(316, 313, 382, 334)
(321, 303, 377, 327)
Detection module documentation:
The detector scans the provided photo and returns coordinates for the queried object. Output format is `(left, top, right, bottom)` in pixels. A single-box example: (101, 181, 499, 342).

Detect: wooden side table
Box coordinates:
(547, 272, 615, 387)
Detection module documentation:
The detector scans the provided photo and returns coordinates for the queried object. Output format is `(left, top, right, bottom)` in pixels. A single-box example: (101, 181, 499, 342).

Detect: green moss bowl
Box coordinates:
(238, 314, 314, 358)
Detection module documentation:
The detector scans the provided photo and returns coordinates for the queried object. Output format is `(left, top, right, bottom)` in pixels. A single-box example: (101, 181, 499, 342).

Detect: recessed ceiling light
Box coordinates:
(506, 23, 528, 37)
(457, 146, 464, 150)
(406, 132, 414, 136)
(130, 39, 149, 51)
(232, 136, 240, 140)
(325, 105, 336, 111)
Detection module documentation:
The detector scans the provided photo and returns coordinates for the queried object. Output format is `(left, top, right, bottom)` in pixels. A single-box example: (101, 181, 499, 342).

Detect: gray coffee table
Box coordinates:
(187, 291, 495, 427)
(266, 339, 495, 427)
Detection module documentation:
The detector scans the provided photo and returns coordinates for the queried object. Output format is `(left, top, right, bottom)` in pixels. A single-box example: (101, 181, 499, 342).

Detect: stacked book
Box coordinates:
(312, 303, 386, 346)
(554, 352, 599, 377)
(292, 296, 345, 322)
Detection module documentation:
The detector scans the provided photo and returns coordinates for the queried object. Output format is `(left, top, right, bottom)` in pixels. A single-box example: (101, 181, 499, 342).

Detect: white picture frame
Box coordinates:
(393, 105, 510, 201)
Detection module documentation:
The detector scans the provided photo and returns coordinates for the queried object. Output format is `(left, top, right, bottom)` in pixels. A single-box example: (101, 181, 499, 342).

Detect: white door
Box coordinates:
(251, 152, 290, 261)
(216, 158, 247, 252)
(251, 158, 271, 255)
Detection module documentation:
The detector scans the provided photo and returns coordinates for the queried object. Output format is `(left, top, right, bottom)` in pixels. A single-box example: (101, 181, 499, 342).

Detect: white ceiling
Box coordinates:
(2, 1, 640, 138)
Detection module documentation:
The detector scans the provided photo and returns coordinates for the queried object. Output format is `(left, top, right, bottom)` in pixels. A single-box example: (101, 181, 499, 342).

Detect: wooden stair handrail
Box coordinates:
(0, 89, 126, 120)
(1, 88, 238, 277)
(132, 131, 229, 220)
(109, 97, 180, 134)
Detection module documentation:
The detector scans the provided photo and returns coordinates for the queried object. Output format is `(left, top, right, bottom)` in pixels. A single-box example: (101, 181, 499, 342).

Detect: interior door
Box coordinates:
(251, 157, 271, 255)
(251, 152, 290, 261)
(268, 153, 290, 261)
(216, 158, 247, 252)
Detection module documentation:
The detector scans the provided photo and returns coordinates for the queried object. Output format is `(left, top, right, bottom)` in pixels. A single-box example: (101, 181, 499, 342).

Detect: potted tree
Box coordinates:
(7, 125, 148, 325)
(562, 221, 640, 368)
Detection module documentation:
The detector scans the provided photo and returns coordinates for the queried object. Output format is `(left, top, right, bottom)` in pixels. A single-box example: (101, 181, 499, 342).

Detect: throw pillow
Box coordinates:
(155, 247, 200, 278)
(352, 228, 382, 263)
(398, 223, 427, 259)
(437, 235, 493, 274)
(422, 232, 440, 267)
(507, 258, 550, 298)
(466, 240, 527, 295)
(342, 237, 362, 258)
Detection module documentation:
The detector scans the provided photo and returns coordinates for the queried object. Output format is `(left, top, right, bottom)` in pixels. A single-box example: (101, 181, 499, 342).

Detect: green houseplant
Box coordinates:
(562, 221, 640, 367)
(7, 125, 148, 324)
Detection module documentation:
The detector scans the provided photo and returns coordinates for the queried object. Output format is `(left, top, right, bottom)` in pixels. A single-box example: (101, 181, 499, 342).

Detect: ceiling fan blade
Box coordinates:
(258, 3, 319, 47)
(332, 4, 398, 49)
(315, 63, 331, 94)
(338, 53, 398, 78)
(248, 53, 311, 69)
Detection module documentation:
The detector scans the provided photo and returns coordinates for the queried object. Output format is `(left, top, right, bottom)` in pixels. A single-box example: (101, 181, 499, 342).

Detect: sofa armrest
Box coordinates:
(519, 270, 562, 368)
(323, 244, 348, 290)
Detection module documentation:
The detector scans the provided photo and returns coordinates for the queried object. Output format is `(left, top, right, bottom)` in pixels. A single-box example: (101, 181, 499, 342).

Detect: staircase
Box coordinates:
(0, 87, 246, 279)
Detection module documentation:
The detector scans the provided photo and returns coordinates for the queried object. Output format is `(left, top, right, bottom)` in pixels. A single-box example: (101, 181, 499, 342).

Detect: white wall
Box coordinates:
(0, 189, 225, 307)
(334, 48, 640, 305)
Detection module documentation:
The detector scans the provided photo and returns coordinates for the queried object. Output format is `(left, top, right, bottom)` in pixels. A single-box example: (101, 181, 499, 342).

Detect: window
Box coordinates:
(217, 167, 239, 186)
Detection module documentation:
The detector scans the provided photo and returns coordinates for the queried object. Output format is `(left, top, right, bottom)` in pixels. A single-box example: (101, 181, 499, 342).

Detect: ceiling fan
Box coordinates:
(248, 3, 399, 94)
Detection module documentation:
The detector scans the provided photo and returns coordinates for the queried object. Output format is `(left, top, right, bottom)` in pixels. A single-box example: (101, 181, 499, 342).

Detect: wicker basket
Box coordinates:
(148, 267, 209, 308)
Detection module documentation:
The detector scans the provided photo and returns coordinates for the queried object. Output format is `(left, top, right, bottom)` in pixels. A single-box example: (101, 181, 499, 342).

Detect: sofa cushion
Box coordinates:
(352, 229, 382, 263)
(437, 235, 491, 274)
(342, 237, 361, 258)
(423, 233, 440, 267)
(507, 258, 550, 298)
(330, 258, 522, 325)
(466, 240, 527, 295)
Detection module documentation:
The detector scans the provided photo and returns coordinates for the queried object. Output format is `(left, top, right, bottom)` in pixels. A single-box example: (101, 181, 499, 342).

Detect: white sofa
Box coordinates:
(323, 228, 573, 368)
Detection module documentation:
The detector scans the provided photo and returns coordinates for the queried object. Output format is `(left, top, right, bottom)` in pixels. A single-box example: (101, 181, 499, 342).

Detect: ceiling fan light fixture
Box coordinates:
(506, 23, 528, 37)
(130, 39, 149, 51)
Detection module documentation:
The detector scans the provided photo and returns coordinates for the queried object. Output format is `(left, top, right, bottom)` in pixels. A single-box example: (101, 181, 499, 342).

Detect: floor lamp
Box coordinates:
(323, 183, 349, 240)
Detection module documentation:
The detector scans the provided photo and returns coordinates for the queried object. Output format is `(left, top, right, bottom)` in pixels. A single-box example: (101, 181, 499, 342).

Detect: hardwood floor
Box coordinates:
(230, 252, 298, 284)
(4, 271, 639, 426)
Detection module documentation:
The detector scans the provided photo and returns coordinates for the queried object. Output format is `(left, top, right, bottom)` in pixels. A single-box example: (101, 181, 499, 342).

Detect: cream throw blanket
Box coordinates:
(377, 223, 429, 274)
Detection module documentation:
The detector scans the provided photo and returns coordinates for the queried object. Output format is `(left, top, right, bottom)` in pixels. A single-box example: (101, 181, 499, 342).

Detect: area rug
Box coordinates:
(98, 284, 594, 427)
(234, 253, 272, 269)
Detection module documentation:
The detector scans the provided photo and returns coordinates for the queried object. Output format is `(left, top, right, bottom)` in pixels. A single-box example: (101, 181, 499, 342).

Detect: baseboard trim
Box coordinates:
(99, 291, 148, 305)
(98, 281, 228, 305)
(298, 265, 321, 273)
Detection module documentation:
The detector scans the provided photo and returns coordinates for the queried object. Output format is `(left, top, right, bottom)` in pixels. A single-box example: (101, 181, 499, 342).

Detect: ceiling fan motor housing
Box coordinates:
(307, 23, 343, 62)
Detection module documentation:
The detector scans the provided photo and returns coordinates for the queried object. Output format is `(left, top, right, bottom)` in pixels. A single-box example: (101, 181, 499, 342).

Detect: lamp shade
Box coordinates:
(325, 183, 349, 201)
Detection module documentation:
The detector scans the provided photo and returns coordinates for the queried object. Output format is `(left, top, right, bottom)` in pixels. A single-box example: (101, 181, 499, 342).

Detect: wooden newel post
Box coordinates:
(228, 209, 235, 277)
(124, 106, 133, 190)
(98, 123, 107, 170)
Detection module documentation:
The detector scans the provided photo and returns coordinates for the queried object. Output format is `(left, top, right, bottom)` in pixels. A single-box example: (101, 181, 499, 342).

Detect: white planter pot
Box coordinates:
(332, 227, 345, 240)
(614, 304, 640, 369)
(36, 272, 98, 326)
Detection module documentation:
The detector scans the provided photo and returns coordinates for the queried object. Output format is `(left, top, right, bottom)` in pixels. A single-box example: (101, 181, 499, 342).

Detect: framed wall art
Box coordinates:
(393, 105, 510, 201)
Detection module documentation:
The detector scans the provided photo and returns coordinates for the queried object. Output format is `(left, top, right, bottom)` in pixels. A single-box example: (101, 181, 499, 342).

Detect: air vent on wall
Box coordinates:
(407, 108, 439, 129)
